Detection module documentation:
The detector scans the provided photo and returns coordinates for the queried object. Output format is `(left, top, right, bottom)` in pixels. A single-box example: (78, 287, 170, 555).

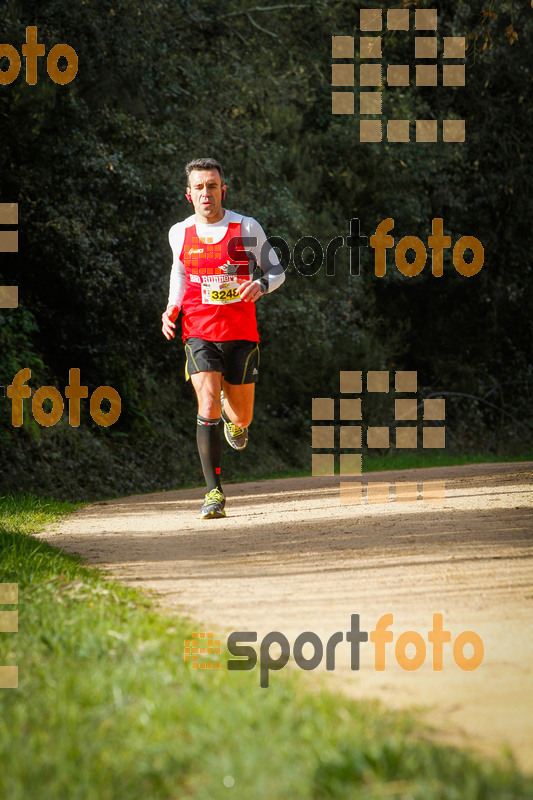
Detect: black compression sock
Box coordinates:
(196, 414, 222, 492)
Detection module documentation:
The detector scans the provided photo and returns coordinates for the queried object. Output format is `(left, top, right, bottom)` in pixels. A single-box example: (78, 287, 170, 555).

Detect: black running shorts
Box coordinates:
(184, 338, 260, 385)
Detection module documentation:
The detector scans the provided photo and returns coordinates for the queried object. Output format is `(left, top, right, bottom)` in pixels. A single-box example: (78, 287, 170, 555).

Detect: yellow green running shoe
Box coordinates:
(200, 487, 226, 519)
(222, 411, 249, 450)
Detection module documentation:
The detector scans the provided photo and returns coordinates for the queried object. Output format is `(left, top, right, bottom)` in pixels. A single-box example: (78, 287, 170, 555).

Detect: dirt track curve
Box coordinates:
(39, 462, 533, 770)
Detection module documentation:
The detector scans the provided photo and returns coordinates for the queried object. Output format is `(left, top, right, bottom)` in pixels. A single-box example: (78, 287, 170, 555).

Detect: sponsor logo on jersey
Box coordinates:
(188, 248, 204, 255)
(218, 262, 240, 274)
(190, 274, 245, 284)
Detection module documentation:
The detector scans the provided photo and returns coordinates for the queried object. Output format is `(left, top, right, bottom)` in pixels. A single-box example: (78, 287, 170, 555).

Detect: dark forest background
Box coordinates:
(0, 0, 531, 499)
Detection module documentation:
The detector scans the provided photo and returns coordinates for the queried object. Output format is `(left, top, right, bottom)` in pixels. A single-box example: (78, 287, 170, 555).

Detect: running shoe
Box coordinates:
(222, 410, 249, 450)
(200, 488, 226, 519)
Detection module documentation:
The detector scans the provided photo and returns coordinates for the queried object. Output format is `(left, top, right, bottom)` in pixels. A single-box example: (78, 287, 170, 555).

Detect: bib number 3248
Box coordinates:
(201, 281, 242, 305)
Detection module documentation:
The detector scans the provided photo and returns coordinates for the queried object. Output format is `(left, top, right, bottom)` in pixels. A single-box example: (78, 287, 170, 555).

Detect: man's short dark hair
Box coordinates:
(185, 158, 225, 186)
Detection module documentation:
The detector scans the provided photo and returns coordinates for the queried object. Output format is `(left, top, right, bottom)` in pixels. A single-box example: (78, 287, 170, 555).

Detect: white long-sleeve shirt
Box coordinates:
(167, 210, 285, 309)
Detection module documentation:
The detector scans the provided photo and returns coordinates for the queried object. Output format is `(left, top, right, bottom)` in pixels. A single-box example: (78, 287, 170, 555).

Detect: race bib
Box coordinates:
(201, 279, 243, 305)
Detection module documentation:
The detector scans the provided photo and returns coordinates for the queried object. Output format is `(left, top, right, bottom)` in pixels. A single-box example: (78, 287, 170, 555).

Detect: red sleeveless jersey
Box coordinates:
(180, 220, 259, 342)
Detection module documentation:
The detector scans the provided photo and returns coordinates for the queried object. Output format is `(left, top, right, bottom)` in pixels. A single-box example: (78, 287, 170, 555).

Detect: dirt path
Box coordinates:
(39, 462, 533, 770)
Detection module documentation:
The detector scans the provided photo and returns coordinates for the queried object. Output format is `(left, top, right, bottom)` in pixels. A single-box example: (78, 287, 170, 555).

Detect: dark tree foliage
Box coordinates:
(0, 0, 531, 498)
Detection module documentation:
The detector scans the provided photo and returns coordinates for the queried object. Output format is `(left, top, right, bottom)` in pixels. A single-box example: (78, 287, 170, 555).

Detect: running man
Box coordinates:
(162, 157, 285, 519)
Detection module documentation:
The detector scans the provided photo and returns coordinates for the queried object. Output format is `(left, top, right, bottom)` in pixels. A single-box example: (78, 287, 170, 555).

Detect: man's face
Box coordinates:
(187, 169, 226, 221)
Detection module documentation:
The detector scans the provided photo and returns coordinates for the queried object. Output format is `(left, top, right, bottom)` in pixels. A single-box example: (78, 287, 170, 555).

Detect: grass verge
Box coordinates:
(225, 449, 533, 485)
(1, 493, 531, 800)
(362, 449, 533, 473)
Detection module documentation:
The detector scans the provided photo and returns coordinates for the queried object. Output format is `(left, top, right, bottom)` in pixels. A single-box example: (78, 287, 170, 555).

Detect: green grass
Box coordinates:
(225, 449, 533, 485)
(362, 449, 533, 473)
(1, 494, 532, 800)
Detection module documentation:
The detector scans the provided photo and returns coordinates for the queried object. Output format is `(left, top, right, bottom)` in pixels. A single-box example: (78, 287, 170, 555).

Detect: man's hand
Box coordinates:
(162, 305, 180, 340)
(239, 279, 265, 303)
